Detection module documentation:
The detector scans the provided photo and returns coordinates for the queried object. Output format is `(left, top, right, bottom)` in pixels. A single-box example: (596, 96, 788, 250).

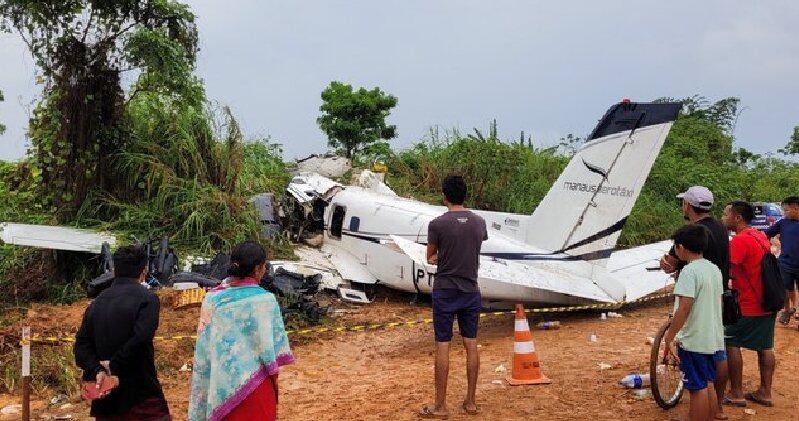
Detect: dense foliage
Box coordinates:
(0, 1, 291, 304)
(1, 0, 199, 221)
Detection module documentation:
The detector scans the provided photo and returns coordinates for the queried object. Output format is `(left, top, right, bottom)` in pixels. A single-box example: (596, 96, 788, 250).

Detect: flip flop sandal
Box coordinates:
(744, 392, 774, 407)
(778, 308, 795, 325)
(419, 405, 449, 419)
(722, 396, 747, 407)
(714, 414, 729, 420)
(461, 402, 481, 415)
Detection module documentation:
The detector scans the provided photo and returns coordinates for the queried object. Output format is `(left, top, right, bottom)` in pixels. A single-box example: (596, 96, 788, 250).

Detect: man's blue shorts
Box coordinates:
(678, 346, 717, 391)
(432, 289, 481, 342)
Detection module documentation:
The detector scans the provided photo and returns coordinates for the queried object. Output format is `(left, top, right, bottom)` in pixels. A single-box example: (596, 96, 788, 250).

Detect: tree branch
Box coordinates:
(88, 21, 138, 64)
(82, 6, 96, 43)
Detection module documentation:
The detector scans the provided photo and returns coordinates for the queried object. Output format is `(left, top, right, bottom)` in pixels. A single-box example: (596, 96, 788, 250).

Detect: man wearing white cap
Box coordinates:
(661, 185, 731, 419)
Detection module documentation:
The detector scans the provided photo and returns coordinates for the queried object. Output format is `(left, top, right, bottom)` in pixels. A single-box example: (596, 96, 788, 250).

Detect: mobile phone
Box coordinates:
(81, 375, 118, 400)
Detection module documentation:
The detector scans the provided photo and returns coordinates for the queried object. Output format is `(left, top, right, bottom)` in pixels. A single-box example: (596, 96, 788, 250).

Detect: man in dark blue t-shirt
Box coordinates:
(764, 196, 799, 327)
(420, 175, 487, 419)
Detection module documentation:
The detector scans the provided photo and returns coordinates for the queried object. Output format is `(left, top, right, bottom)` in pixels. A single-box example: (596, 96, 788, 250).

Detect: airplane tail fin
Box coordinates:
(524, 101, 681, 264)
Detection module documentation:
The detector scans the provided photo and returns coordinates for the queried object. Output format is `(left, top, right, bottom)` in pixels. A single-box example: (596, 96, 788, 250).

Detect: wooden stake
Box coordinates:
(22, 326, 31, 421)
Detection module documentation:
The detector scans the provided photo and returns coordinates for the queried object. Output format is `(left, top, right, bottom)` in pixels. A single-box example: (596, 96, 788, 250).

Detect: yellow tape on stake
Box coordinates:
(20, 292, 672, 345)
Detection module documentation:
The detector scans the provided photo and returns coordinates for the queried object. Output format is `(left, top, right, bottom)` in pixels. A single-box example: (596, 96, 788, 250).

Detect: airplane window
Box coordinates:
(330, 206, 346, 239)
(349, 216, 361, 232)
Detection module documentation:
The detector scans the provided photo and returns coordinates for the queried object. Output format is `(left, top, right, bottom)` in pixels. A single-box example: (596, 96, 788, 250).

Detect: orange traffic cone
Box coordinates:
(508, 304, 552, 385)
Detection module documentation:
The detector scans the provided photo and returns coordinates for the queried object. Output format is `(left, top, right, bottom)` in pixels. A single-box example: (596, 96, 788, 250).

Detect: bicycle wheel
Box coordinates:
(650, 320, 684, 409)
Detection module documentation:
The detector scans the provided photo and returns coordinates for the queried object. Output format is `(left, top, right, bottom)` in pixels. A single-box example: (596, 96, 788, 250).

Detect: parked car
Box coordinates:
(752, 202, 783, 231)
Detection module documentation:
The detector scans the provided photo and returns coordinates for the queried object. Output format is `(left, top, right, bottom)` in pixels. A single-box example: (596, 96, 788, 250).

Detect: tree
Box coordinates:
(655, 95, 741, 134)
(778, 126, 799, 155)
(317, 81, 397, 159)
(1, 0, 198, 220)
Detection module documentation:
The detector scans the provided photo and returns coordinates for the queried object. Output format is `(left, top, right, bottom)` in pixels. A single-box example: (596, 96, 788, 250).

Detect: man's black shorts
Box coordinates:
(781, 265, 799, 290)
(432, 289, 481, 342)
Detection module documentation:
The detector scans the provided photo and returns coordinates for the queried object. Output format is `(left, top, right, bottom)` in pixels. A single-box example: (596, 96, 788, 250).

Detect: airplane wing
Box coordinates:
(606, 240, 674, 301)
(0, 223, 116, 254)
(391, 235, 619, 303)
(323, 244, 379, 284)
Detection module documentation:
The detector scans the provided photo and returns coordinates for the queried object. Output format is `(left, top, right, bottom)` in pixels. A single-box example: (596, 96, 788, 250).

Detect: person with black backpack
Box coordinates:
(764, 196, 799, 328)
(719, 201, 778, 409)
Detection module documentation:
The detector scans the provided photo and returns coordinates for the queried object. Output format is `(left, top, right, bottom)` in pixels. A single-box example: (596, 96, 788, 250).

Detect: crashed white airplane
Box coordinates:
(283, 100, 683, 305)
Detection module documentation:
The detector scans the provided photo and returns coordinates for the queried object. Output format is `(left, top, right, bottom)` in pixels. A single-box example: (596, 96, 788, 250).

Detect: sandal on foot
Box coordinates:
(722, 396, 747, 407)
(744, 392, 773, 407)
(778, 308, 795, 325)
(419, 405, 449, 419)
(461, 402, 481, 415)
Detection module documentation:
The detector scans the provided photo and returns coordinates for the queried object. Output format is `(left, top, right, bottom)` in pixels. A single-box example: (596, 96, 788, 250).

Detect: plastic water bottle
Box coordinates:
(619, 374, 651, 389)
(536, 321, 561, 330)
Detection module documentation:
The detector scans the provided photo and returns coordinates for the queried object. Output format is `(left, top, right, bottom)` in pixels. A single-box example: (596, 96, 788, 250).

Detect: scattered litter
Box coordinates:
(743, 408, 756, 415)
(536, 321, 561, 330)
(619, 373, 650, 389)
(600, 312, 607, 320)
(590, 333, 598, 343)
(598, 363, 613, 371)
(173, 288, 206, 309)
(49, 394, 68, 406)
(645, 337, 655, 345)
(494, 364, 507, 373)
(59, 404, 74, 410)
(477, 345, 483, 349)
(173, 282, 199, 290)
(180, 362, 193, 372)
(632, 389, 651, 399)
(607, 312, 623, 318)
(491, 380, 503, 385)
(1, 404, 21, 415)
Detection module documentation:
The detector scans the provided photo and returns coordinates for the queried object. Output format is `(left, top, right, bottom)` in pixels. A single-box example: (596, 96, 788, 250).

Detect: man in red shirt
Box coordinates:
(719, 201, 777, 409)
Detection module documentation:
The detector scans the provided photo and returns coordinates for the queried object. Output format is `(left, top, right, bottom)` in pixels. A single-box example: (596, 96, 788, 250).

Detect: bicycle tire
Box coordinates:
(650, 320, 684, 409)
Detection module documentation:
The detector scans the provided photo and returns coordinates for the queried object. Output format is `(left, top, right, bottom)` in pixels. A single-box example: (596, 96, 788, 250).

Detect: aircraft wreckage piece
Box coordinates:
(0, 223, 116, 254)
(281, 100, 682, 305)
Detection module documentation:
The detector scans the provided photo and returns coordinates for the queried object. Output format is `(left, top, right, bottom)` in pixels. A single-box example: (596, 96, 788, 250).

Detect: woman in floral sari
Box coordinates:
(189, 241, 294, 421)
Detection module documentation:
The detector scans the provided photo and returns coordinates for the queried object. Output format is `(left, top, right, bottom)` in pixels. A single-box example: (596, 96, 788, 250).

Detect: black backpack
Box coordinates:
(745, 231, 785, 313)
(760, 253, 785, 312)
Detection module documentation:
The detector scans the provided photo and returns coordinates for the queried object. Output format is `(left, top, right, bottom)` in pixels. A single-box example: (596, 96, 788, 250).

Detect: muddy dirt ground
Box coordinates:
(1, 292, 798, 421)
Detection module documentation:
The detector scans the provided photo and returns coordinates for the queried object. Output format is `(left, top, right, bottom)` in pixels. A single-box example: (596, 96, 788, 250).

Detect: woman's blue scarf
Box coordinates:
(189, 284, 294, 421)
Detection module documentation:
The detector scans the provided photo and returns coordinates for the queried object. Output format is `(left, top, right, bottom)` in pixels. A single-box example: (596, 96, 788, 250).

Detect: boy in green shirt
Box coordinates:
(664, 224, 725, 421)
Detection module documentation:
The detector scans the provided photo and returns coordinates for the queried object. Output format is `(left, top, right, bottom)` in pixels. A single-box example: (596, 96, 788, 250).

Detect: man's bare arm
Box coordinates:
(427, 243, 438, 265)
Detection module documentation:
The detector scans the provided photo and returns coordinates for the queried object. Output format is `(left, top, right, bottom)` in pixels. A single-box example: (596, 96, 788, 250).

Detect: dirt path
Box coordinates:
(277, 303, 799, 421)
(3, 300, 798, 420)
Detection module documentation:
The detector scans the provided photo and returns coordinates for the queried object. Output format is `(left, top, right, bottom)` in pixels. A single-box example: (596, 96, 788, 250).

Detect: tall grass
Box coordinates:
(386, 128, 568, 213)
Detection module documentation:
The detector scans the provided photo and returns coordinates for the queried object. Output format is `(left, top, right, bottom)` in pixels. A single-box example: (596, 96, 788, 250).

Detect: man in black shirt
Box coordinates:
(661, 186, 730, 285)
(74, 245, 170, 420)
(659, 186, 730, 420)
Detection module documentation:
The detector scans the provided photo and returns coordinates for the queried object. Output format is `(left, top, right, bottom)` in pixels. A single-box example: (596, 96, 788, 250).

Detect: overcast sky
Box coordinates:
(1, 1, 798, 161)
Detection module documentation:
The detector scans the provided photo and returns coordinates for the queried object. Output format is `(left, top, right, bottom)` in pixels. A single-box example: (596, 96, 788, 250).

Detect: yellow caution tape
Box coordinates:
(19, 292, 672, 346)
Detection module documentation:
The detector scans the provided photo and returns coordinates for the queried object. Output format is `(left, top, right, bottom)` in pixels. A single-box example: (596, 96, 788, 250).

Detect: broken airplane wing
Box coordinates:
(0, 223, 116, 254)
